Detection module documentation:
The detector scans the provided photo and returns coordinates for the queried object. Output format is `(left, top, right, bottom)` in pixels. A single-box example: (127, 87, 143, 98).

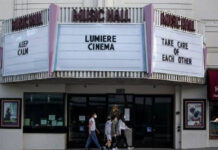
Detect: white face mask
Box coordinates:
(94, 115, 97, 118)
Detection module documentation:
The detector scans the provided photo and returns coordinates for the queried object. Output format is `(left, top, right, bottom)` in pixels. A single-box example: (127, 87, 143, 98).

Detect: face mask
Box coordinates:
(94, 115, 97, 118)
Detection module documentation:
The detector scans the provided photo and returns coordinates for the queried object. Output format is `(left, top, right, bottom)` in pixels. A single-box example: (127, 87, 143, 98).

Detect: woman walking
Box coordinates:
(85, 112, 101, 150)
(117, 113, 132, 149)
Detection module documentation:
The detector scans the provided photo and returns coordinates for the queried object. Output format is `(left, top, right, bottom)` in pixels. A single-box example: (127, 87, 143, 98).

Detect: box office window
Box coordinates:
(24, 93, 65, 133)
(209, 102, 218, 138)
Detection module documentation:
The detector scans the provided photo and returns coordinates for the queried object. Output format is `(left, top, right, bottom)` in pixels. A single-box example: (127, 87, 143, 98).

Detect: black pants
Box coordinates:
(118, 130, 128, 148)
(111, 136, 118, 148)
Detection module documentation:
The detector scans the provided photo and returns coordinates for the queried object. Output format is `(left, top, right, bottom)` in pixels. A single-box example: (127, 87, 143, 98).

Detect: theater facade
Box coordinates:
(0, 3, 216, 150)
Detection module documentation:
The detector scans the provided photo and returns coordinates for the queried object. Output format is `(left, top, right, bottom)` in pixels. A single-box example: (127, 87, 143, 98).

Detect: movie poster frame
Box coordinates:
(183, 99, 206, 130)
(0, 98, 22, 129)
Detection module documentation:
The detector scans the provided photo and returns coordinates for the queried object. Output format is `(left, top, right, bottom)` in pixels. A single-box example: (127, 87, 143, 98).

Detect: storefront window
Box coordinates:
(209, 102, 218, 138)
(24, 93, 65, 133)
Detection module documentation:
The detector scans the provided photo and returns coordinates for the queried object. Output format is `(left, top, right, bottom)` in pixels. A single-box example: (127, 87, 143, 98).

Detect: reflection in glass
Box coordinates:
(24, 93, 64, 127)
(210, 102, 218, 137)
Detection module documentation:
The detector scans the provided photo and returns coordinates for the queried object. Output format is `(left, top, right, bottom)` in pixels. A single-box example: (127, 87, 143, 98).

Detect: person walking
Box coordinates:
(117, 113, 132, 149)
(85, 112, 101, 150)
(111, 116, 119, 150)
(105, 116, 112, 150)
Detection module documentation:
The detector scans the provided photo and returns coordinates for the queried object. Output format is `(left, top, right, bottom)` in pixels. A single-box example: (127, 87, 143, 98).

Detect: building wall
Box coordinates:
(0, 84, 24, 150)
(193, 0, 218, 68)
(180, 85, 209, 149)
(192, 1, 218, 148)
(12, 0, 194, 17)
(23, 134, 66, 150)
(0, 0, 14, 31)
(65, 84, 174, 94)
(0, 82, 211, 150)
(0, 84, 66, 150)
(0, 82, 176, 150)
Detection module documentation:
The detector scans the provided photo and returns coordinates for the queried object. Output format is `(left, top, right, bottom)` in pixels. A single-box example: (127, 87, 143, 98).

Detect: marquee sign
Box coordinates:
(72, 8, 130, 23)
(55, 24, 146, 72)
(3, 26, 48, 76)
(160, 13, 195, 32)
(152, 26, 204, 77)
(12, 12, 43, 32)
(1, 4, 206, 83)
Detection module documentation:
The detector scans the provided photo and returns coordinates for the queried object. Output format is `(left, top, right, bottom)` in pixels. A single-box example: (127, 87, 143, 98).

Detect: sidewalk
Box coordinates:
(65, 148, 218, 150)
(24, 148, 218, 150)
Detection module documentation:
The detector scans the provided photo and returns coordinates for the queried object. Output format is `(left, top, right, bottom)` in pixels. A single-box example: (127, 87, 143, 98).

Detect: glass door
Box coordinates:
(68, 96, 87, 148)
(153, 97, 173, 147)
(68, 95, 107, 148)
(107, 95, 134, 147)
(88, 96, 107, 146)
(134, 96, 153, 147)
(134, 96, 173, 148)
(67, 94, 173, 148)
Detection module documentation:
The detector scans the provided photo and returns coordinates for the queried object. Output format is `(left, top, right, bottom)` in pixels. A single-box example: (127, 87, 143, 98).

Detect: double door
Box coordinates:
(67, 94, 173, 148)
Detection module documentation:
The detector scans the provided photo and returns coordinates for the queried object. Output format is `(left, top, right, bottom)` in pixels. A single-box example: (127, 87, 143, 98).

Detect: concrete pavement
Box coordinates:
(64, 148, 218, 150)
(24, 148, 218, 150)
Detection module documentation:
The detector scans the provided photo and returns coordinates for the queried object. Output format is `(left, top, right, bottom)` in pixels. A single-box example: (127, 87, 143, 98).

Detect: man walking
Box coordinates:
(85, 112, 101, 150)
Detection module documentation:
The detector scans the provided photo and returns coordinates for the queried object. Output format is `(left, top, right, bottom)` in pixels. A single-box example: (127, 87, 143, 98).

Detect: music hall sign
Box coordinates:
(12, 13, 43, 32)
(72, 8, 131, 23)
(161, 13, 195, 32)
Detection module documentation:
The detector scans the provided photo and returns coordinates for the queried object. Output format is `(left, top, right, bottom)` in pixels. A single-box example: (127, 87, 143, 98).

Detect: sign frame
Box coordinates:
(183, 99, 206, 130)
(2, 25, 49, 76)
(152, 25, 204, 77)
(54, 23, 147, 72)
(0, 98, 22, 129)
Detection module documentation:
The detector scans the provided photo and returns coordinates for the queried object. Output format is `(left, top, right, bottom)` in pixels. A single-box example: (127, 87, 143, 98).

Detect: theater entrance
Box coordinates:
(67, 94, 173, 148)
